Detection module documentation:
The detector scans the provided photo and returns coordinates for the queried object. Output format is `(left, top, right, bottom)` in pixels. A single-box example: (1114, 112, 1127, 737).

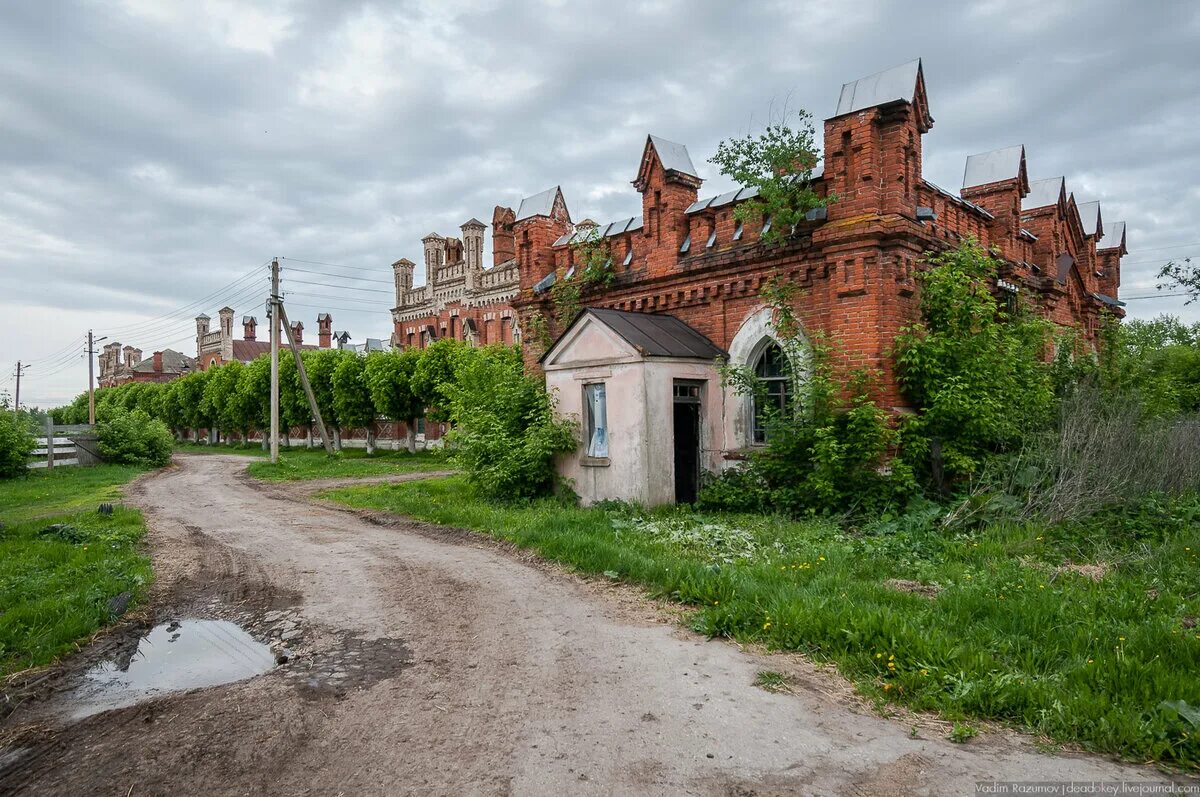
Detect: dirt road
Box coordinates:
(0, 455, 1187, 795)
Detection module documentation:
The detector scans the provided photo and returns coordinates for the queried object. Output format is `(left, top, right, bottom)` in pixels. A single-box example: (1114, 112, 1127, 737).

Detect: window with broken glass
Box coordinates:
(584, 383, 609, 458)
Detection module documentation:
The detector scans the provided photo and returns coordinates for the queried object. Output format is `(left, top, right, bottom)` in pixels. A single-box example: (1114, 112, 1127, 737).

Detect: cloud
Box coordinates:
(1, 0, 1198, 406)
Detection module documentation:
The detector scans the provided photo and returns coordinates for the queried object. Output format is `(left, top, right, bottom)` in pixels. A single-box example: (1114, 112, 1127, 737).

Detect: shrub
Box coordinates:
(0, 411, 35, 478)
(894, 238, 1055, 493)
(700, 279, 912, 516)
(444, 345, 576, 500)
(97, 409, 173, 467)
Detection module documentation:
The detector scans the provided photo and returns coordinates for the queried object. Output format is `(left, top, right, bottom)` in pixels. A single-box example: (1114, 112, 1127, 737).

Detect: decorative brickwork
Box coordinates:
(513, 59, 1127, 411)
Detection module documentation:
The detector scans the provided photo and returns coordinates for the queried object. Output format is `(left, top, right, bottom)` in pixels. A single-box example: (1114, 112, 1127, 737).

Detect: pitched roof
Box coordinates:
(648, 135, 699, 179)
(131, 349, 196, 374)
(461, 217, 487, 228)
(543, 308, 725, 363)
(1076, 201, 1102, 237)
(835, 59, 922, 116)
(1097, 220, 1127, 253)
(962, 145, 1026, 189)
(1022, 177, 1066, 210)
(516, 186, 561, 221)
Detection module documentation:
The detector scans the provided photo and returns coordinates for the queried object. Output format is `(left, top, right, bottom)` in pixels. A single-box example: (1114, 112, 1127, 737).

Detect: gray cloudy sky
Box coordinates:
(3, 0, 1199, 407)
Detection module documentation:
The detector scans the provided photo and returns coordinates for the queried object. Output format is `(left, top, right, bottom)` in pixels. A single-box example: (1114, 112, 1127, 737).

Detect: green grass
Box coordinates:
(323, 475, 1200, 769)
(0, 466, 153, 675)
(245, 446, 449, 482)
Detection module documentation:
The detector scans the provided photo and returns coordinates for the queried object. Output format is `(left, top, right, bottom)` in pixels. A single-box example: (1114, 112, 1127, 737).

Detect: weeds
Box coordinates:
(948, 723, 978, 744)
(754, 671, 789, 692)
(0, 467, 152, 675)
(325, 475, 1200, 769)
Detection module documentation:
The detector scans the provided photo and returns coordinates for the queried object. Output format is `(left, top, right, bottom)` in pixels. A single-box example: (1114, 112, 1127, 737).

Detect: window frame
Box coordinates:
(750, 340, 790, 445)
(582, 382, 610, 465)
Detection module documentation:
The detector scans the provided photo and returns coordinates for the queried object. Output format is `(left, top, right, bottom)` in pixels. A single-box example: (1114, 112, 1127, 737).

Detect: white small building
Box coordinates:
(541, 308, 731, 506)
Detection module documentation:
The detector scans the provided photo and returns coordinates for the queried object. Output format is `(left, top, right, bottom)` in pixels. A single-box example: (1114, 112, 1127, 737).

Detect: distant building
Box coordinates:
(195, 307, 338, 370)
(390, 209, 520, 349)
(98, 344, 195, 388)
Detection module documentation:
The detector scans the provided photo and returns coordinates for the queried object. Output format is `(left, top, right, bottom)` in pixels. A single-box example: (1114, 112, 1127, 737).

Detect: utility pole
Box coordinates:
(277, 301, 334, 456)
(86, 331, 106, 424)
(270, 259, 280, 464)
(13, 360, 24, 411)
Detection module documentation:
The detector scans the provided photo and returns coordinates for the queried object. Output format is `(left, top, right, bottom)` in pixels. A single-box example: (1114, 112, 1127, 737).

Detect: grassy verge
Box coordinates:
(0, 465, 153, 675)
(323, 475, 1200, 769)
(245, 447, 448, 482)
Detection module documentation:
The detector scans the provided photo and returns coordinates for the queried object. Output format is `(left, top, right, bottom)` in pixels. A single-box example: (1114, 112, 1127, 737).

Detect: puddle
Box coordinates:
(69, 619, 275, 719)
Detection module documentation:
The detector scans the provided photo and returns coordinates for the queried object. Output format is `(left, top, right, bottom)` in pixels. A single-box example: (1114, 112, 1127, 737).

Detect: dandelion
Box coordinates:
(763, 622, 772, 630)
(883, 684, 892, 691)
(920, 669, 929, 676)
(876, 653, 882, 659)
(818, 556, 826, 561)
(1118, 637, 1125, 642)
(888, 655, 894, 661)
(1087, 659, 1094, 664)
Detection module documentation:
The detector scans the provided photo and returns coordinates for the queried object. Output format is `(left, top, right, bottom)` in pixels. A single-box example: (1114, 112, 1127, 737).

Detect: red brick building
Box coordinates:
(195, 307, 334, 370)
(390, 208, 521, 350)
(97, 343, 196, 388)
(514, 59, 1130, 505)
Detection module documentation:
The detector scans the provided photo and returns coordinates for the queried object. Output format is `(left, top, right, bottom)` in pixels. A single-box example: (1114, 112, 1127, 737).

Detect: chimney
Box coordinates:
(242, 315, 257, 341)
(461, 218, 486, 291)
(492, 206, 516, 267)
(291, 321, 303, 345)
(153, 351, 163, 372)
(392, 258, 415, 305)
(422, 232, 445, 289)
(318, 313, 332, 348)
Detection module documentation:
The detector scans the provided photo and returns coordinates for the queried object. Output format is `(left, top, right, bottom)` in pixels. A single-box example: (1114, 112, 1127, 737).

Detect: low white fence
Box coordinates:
(28, 423, 101, 469)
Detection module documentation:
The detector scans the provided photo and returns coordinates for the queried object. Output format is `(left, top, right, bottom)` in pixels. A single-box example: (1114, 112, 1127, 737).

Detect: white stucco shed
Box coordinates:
(541, 308, 727, 507)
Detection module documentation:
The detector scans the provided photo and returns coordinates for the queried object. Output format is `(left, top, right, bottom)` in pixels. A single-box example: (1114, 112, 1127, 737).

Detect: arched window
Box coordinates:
(752, 341, 790, 444)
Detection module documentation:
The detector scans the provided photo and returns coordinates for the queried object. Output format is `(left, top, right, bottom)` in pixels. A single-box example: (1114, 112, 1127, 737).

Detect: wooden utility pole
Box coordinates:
(13, 360, 24, 411)
(87, 331, 97, 424)
(270, 259, 281, 464)
(277, 301, 334, 456)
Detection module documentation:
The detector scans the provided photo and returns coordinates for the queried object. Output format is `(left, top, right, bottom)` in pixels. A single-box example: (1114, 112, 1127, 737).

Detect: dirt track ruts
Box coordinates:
(0, 454, 1190, 795)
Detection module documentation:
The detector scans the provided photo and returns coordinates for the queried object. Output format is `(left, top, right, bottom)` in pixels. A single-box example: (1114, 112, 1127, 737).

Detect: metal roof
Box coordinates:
(1022, 177, 1065, 210)
(1076, 201, 1101, 237)
(923, 180, 995, 220)
(1092, 292, 1126, 308)
(648, 135, 699, 178)
(242, 315, 256, 325)
(563, 308, 726, 361)
(1055, 252, 1075, 283)
(962, 145, 1025, 189)
(685, 185, 761, 215)
(515, 186, 561, 221)
(1097, 221, 1126, 252)
(555, 215, 643, 246)
(835, 59, 921, 116)
(461, 217, 487, 228)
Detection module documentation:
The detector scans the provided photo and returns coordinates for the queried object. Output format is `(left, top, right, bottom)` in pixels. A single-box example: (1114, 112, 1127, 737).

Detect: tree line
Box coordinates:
(52, 340, 514, 454)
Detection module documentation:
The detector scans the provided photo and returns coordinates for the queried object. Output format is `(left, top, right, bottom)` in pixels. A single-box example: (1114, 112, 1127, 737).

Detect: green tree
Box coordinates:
(301, 349, 347, 449)
(709, 109, 831, 245)
(235, 356, 272, 448)
(174, 369, 212, 442)
(894, 238, 1055, 491)
(365, 349, 424, 453)
(411, 338, 463, 422)
(332, 354, 377, 453)
(1157, 257, 1199, 304)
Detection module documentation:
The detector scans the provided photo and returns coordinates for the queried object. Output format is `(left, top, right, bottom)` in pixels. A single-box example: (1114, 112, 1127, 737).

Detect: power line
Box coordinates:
(283, 290, 391, 306)
(1121, 292, 1192, 301)
(281, 266, 395, 285)
(287, 301, 398, 315)
(1125, 241, 1200, 254)
(281, 278, 392, 295)
(102, 263, 269, 339)
(280, 256, 391, 273)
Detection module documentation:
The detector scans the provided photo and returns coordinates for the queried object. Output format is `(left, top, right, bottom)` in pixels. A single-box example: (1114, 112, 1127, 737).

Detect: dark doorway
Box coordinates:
(673, 381, 702, 504)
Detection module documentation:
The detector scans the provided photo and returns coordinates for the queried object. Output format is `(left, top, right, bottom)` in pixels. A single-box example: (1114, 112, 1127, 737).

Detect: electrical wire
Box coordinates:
(281, 266, 394, 285)
(281, 278, 392, 295)
(280, 256, 392, 273)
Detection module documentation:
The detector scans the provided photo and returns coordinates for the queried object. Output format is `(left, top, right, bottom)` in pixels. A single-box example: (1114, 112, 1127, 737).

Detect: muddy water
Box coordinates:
(69, 619, 275, 719)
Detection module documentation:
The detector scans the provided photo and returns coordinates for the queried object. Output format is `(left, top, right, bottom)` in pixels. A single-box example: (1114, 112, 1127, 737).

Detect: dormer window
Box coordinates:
(761, 214, 773, 236)
(679, 233, 691, 254)
(733, 220, 744, 241)
(705, 227, 717, 249)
